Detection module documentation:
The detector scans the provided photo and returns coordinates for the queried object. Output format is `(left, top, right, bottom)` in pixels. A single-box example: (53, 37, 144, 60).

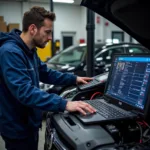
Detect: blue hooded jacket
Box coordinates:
(0, 29, 77, 139)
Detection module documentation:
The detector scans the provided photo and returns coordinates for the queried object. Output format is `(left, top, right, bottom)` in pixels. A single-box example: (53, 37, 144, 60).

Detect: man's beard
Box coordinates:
(33, 38, 46, 49)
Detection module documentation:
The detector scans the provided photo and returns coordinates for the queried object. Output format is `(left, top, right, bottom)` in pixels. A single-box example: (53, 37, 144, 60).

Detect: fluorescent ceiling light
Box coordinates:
(53, 0, 74, 3)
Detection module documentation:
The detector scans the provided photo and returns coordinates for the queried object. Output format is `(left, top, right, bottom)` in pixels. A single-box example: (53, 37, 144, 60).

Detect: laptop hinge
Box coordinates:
(103, 96, 110, 103)
(131, 110, 138, 114)
(131, 110, 143, 116)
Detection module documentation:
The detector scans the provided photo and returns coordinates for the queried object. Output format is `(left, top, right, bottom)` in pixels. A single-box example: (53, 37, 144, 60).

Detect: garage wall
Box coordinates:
(80, 8, 106, 44)
(0, 1, 83, 46)
(95, 14, 105, 43)
(103, 20, 130, 42)
(80, 7, 86, 41)
(80, 9, 132, 43)
(0, 1, 22, 28)
(0, 1, 136, 46)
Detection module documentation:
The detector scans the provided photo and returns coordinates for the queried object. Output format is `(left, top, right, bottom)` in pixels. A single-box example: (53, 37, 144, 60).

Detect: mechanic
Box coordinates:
(0, 6, 96, 150)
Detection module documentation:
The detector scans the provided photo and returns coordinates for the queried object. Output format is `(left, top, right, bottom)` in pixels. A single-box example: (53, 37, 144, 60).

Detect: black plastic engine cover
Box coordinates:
(50, 113, 115, 150)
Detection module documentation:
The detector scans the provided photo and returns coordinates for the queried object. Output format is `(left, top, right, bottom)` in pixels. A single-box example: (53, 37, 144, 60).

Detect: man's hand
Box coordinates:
(76, 76, 93, 84)
(66, 101, 96, 115)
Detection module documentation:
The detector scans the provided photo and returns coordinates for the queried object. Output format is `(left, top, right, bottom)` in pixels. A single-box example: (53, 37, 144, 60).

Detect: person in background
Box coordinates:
(0, 6, 96, 150)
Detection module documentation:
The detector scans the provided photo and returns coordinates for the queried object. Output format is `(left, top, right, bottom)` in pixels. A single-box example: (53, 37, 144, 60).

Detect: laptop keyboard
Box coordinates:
(86, 100, 129, 119)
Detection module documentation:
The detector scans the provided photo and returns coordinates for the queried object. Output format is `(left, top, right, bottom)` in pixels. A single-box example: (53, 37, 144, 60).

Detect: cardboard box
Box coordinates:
(8, 23, 19, 32)
(0, 22, 7, 32)
(0, 16, 4, 22)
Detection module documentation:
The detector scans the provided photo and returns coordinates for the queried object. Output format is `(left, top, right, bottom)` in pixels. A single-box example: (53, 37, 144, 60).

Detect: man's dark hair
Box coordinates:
(22, 6, 56, 32)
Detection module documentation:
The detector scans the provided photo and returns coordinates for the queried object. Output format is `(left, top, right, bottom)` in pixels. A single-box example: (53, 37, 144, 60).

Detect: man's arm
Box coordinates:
(38, 58, 77, 85)
(0, 49, 67, 112)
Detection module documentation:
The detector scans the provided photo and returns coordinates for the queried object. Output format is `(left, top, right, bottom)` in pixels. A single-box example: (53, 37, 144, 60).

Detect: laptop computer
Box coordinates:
(74, 54, 150, 124)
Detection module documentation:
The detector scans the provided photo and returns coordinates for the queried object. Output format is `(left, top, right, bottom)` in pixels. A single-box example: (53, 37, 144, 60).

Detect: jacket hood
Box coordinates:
(0, 29, 35, 55)
(81, 0, 150, 50)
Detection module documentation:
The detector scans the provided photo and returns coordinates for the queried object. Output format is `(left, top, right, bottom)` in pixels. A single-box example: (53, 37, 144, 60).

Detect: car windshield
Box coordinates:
(48, 46, 86, 66)
(48, 44, 104, 66)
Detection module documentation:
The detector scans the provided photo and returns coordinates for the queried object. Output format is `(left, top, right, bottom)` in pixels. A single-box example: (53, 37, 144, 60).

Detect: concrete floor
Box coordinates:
(0, 120, 46, 150)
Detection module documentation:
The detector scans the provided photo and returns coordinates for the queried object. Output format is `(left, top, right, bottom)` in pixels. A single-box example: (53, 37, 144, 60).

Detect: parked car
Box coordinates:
(46, 42, 149, 76)
(46, 43, 105, 76)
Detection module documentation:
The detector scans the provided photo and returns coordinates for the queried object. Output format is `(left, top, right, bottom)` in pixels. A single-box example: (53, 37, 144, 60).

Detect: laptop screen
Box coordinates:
(105, 56, 150, 110)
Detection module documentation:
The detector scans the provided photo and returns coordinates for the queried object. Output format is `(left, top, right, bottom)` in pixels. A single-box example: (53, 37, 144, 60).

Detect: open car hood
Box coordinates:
(81, 0, 150, 50)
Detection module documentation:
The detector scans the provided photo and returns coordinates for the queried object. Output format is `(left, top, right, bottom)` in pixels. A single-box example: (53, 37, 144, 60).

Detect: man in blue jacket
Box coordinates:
(0, 6, 96, 150)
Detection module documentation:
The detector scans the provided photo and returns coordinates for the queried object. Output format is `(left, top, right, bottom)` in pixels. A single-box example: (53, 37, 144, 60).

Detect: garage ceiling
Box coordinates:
(0, 0, 82, 5)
